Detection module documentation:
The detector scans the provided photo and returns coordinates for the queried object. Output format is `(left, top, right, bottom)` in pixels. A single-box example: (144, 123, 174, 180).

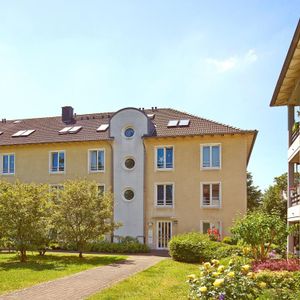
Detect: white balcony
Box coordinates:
(288, 133, 300, 162)
(288, 205, 300, 221)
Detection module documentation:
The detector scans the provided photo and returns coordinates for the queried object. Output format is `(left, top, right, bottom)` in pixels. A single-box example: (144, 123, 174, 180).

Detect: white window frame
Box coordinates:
(154, 182, 175, 208)
(49, 150, 66, 174)
(154, 145, 174, 171)
(200, 182, 222, 208)
(200, 220, 222, 236)
(200, 143, 221, 170)
(1, 153, 15, 175)
(88, 149, 105, 173)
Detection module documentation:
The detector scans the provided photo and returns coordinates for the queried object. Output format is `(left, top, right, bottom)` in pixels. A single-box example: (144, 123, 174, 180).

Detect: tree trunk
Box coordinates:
(20, 249, 27, 262)
(79, 251, 83, 258)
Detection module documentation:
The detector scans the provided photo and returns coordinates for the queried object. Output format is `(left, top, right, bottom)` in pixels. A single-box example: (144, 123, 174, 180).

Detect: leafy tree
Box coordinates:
(53, 180, 118, 258)
(231, 211, 290, 261)
(0, 181, 52, 262)
(247, 172, 262, 211)
(261, 173, 287, 219)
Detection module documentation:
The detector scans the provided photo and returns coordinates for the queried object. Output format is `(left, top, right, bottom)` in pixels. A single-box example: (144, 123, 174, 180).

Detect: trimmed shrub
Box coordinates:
(169, 233, 211, 263)
(89, 241, 150, 253)
(252, 259, 300, 272)
(169, 232, 242, 263)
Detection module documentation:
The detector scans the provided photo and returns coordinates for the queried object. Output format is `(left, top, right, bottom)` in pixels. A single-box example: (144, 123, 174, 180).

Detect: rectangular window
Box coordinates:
(2, 154, 15, 174)
(156, 146, 173, 169)
(201, 144, 221, 169)
(156, 184, 174, 206)
(98, 185, 105, 195)
(201, 221, 222, 235)
(89, 150, 105, 172)
(201, 183, 221, 207)
(50, 151, 65, 173)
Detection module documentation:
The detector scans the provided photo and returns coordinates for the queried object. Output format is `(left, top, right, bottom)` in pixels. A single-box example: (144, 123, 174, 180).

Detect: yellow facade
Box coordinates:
(0, 132, 250, 248)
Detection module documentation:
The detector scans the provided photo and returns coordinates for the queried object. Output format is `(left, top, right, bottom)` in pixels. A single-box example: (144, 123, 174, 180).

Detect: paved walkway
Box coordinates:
(0, 255, 166, 300)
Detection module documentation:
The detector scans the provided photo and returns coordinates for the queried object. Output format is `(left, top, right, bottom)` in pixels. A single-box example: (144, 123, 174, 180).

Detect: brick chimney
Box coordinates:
(62, 106, 74, 124)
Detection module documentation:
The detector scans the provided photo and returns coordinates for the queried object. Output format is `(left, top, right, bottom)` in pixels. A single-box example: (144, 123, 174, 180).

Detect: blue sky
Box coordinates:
(0, 1, 299, 190)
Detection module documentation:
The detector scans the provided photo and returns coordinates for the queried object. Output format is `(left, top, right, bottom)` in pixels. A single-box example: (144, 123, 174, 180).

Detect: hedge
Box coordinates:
(169, 232, 241, 263)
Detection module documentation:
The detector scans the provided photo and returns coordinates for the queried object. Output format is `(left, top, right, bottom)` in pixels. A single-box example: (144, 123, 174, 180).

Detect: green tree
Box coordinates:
(0, 181, 52, 262)
(53, 180, 118, 258)
(261, 173, 287, 219)
(247, 172, 262, 211)
(231, 211, 289, 261)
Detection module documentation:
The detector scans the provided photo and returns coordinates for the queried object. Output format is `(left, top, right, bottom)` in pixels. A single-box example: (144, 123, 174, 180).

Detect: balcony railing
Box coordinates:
(290, 188, 300, 206)
(292, 129, 300, 144)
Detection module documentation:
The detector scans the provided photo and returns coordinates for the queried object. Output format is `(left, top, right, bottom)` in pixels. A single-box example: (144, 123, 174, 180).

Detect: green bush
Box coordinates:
(169, 233, 211, 263)
(169, 232, 241, 263)
(256, 271, 300, 300)
(222, 236, 237, 245)
(89, 241, 150, 253)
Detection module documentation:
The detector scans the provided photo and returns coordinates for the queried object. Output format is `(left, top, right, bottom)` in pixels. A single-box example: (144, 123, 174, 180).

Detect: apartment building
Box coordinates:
(0, 106, 256, 249)
(270, 20, 300, 254)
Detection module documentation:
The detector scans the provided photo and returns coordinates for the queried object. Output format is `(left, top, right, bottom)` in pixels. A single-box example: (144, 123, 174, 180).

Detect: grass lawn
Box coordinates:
(89, 258, 200, 300)
(0, 251, 126, 295)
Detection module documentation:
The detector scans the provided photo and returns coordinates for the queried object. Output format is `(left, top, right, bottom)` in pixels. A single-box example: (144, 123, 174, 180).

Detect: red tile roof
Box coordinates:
(0, 108, 256, 146)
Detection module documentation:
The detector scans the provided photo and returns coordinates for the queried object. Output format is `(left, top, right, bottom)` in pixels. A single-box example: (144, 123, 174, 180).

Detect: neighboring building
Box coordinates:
(270, 20, 300, 254)
(0, 106, 257, 249)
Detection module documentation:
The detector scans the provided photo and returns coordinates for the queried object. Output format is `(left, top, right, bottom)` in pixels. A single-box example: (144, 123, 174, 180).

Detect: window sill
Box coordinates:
(89, 170, 105, 173)
(201, 205, 221, 209)
(155, 168, 174, 171)
(155, 205, 174, 208)
(49, 171, 65, 175)
(200, 167, 221, 171)
(0, 173, 15, 176)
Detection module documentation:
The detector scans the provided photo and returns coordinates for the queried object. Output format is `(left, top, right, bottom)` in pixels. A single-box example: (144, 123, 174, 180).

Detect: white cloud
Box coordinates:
(244, 49, 258, 64)
(206, 57, 238, 73)
(206, 49, 258, 73)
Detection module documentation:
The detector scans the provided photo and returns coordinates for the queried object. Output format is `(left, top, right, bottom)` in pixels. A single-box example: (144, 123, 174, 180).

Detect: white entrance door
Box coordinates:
(157, 221, 172, 249)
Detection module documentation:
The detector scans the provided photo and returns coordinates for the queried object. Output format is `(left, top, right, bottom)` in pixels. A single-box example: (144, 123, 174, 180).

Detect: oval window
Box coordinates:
(125, 158, 135, 169)
(124, 189, 134, 201)
(124, 127, 135, 138)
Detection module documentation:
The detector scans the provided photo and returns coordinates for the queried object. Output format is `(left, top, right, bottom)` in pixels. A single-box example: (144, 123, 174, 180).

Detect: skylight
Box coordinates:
(147, 114, 155, 119)
(12, 130, 35, 137)
(58, 126, 83, 135)
(97, 124, 109, 132)
(59, 127, 73, 134)
(69, 126, 82, 134)
(12, 130, 27, 137)
(178, 119, 190, 127)
(167, 120, 179, 127)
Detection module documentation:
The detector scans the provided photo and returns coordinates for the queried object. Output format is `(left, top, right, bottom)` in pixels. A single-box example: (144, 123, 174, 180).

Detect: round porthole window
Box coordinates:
(124, 158, 135, 169)
(123, 189, 134, 201)
(124, 127, 135, 138)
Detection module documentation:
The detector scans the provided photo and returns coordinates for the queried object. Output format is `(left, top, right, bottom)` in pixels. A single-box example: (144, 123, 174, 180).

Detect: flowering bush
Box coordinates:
(187, 257, 264, 299)
(252, 259, 300, 272)
(256, 270, 300, 300)
(207, 228, 220, 241)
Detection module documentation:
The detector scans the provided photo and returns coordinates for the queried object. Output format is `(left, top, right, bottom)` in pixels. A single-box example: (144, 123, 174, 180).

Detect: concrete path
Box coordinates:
(0, 255, 166, 300)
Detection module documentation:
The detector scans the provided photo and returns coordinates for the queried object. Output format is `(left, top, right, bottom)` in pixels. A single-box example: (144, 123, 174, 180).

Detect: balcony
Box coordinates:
(289, 187, 300, 221)
(288, 130, 300, 162)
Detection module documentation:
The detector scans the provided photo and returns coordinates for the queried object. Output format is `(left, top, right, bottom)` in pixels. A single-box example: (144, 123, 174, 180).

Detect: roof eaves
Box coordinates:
(270, 19, 300, 107)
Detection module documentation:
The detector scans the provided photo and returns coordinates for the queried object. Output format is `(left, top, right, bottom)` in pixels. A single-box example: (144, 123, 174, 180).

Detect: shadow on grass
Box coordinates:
(0, 253, 125, 272)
